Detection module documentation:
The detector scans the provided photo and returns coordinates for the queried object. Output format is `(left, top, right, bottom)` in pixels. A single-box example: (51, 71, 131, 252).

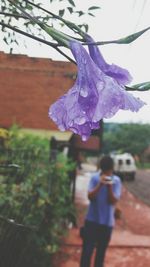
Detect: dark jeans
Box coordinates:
(80, 220, 112, 267)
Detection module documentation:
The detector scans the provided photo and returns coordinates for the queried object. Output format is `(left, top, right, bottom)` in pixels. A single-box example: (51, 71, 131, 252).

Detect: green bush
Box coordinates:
(0, 126, 76, 266)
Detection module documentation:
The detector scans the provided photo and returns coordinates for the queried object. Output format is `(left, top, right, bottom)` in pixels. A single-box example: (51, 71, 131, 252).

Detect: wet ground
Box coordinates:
(52, 166, 150, 267)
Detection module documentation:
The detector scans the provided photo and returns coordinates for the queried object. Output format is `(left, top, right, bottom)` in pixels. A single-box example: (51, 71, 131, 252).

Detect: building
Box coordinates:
(0, 51, 76, 130)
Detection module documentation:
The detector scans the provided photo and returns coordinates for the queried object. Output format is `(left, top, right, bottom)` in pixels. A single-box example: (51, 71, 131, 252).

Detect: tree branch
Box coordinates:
(0, 22, 58, 48)
(22, 0, 85, 38)
(0, 21, 76, 63)
(0, 11, 47, 20)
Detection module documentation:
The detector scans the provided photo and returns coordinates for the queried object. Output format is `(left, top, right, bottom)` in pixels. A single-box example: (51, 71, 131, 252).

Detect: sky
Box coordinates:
(1, 0, 150, 124)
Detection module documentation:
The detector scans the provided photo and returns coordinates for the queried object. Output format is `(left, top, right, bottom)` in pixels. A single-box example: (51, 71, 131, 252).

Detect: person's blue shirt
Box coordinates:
(86, 172, 122, 227)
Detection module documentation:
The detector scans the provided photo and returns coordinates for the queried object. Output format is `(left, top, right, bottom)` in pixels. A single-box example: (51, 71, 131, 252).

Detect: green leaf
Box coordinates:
(68, 0, 76, 7)
(88, 6, 101, 11)
(3, 36, 8, 44)
(125, 82, 150, 91)
(76, 11, 84, 17)
(78, 24, 89, 33)
(88, 13, 95, 17)
(59, 9, 65, 17)
(67, 7, 73, 14)
(83, 24, 89, 33)
(26, 4, 33, 11)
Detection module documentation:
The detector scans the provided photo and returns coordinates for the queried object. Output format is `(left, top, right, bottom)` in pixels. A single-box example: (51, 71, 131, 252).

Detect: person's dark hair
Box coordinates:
(100, 156, 114, 172)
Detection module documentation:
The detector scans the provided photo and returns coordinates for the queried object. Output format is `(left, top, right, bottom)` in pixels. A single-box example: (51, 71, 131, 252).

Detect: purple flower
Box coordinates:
(49, 41, 145, 141)
(86, 35, 132, 85)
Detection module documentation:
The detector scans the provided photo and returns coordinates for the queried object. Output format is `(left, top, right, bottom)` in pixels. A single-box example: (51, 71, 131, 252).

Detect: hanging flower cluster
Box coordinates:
(49, 37, 145, 141)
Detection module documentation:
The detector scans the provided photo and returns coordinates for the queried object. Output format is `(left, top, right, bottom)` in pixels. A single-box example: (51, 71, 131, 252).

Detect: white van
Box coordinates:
(110, 153, 136, 181)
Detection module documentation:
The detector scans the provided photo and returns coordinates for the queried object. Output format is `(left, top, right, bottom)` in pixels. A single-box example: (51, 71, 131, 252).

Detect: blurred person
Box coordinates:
(80, 155, 122, 267)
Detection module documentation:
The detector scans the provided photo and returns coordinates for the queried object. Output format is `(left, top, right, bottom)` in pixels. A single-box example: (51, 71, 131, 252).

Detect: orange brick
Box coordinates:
(0, 51, 77, 130)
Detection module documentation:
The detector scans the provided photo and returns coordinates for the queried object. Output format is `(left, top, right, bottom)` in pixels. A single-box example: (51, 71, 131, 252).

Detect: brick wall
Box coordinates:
(0, 51, 77, 130)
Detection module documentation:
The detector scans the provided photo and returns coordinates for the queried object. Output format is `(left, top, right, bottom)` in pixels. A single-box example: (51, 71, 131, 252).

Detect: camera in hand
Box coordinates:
(104, 176, 114, 184)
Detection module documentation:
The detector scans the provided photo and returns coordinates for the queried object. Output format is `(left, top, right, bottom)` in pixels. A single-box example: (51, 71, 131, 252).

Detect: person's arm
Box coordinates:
(88, 174, 106, 201)
(107, 178, 122, 205)
(107, 184, 118, 205)
(88, 181, 102, 200)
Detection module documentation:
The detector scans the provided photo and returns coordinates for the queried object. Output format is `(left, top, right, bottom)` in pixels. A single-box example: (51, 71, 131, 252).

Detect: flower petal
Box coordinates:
(92, 76, 145, 122)
(86, 34, 133, 85)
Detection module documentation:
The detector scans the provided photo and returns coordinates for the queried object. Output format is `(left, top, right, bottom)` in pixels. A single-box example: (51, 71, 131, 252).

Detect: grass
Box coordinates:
(136, 162, 150, 169)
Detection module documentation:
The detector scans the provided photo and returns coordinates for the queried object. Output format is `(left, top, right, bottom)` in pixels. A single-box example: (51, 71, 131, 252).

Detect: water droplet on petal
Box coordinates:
(81, 57, 87, 64)
(74, 117, 86, 125)
(80, 88, 88, 97)
(82, 135, 88, 141)
(79, 117, 86, 125)
(97, 82, 104, 91)
(69, 121, 73, 127)
(59, 125, 65, 131)
(53, 116, 57, 122)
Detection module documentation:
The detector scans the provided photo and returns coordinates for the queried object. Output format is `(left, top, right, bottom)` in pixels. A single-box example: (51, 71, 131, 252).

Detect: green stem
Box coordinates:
(0, 12, 27, 19)
(41, 25, 73, 47)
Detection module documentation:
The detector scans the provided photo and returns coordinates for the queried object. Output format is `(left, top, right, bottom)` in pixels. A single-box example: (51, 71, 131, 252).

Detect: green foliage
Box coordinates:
(136, 161, 150, 169)
(103, 123, 150, 159)
(0, 126, 76, 266)
(0, 0, 100, 52)
(0, 127, 9, 149)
